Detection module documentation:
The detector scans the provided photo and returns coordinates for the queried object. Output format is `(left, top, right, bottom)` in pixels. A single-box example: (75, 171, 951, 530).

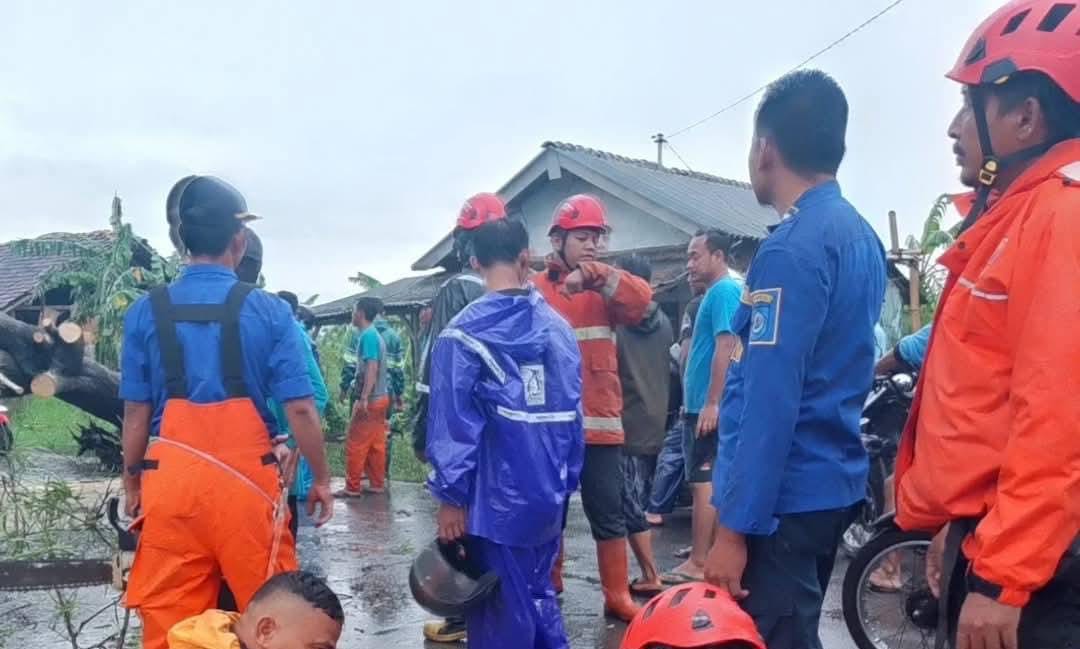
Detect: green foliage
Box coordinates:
(903, 194, 960, 331)
(347, 271, 382, 290)
(6, 398, 113, 456)
(10, 219, 178, 369)
(314, 321, 427, 482)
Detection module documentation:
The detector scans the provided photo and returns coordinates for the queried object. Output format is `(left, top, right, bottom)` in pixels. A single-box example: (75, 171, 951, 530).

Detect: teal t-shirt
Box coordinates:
(684, 275, 743, 414)
(357, 325, 388, 402)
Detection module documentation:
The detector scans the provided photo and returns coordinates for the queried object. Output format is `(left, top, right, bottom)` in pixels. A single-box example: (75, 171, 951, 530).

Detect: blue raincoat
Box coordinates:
(426, 288, 584, 649)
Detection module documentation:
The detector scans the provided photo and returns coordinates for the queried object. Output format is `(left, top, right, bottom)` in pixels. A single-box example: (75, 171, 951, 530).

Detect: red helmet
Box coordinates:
(948, 0, 1080, 102)
(621, 583, 766, 649)
(548, 194, 610, 235)
(457, 193, 507, 231)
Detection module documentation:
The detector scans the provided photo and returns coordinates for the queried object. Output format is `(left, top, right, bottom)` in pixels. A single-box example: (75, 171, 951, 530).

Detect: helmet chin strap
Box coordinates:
(962, 84, 1056, 233)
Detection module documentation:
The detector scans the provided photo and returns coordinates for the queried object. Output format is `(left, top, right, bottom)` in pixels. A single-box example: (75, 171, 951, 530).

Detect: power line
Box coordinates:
(667, 0, 908, 139)
(664, 141, 694, 171)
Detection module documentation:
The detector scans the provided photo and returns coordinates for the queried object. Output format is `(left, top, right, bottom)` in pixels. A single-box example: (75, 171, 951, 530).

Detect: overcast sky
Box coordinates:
(1, 0, 999, 303)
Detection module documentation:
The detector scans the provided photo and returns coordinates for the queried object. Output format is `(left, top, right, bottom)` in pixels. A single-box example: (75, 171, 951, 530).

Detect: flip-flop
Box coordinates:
(673, 546, 692, 559)
(660, 571, 700, 585)
(868, 576, 903, 594)
(629, 578, 665, 596)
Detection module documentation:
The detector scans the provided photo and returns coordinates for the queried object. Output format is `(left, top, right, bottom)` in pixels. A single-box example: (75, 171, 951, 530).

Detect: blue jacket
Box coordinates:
(714, 181, 887, 535)
(897, 324, 931, 370)
(426, 289, 585, 547)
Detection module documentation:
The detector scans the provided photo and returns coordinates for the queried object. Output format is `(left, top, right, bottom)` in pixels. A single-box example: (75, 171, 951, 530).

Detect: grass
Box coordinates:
(4, 395, 429, 483)
(3, 397, 98, 455)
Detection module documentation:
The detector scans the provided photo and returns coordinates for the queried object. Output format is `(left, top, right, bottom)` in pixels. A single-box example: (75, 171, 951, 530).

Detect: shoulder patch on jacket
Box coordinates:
(748, 288, 781, 346)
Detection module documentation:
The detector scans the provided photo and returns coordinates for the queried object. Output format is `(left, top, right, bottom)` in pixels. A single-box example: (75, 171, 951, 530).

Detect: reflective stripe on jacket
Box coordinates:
(896, 140, 1080, 607)
(533, 257, 652, 445)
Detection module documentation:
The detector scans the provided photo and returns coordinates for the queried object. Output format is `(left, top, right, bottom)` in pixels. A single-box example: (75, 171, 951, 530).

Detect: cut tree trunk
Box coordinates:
(0, 311, 121, 425)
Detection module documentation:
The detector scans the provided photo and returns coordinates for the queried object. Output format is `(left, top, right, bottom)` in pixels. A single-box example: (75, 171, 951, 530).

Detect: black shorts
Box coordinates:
(682, 414, 717, 484)
(620, 454, 651, 537)
(580, 445, 630, 541)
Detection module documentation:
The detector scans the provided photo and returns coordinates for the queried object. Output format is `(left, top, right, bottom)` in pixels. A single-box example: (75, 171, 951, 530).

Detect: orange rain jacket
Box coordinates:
(895, 140, 1080, 607)
(534, 256, 652, 445)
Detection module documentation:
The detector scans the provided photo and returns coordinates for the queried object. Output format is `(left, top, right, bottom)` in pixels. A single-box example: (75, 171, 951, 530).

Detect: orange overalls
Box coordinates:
(125, 284, 298, 649)
(895, 140, 1080, 607)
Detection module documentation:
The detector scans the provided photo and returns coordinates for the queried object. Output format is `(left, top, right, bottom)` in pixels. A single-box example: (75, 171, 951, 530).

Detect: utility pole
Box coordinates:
(652, 133, 667, 166)
(887, 210, 924, 331)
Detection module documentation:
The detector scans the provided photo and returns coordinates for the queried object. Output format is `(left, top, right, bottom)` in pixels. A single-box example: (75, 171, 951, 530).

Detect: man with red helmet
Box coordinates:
(413, 192, 506, 644)
(533, 194, 655, 621)
(894, 2, 1080, 647)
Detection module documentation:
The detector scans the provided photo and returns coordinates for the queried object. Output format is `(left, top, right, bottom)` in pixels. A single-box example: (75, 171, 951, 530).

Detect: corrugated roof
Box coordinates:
(544, 141, 776, 239)
(311, 272, 453, 322)
(0, 230, 115, 311)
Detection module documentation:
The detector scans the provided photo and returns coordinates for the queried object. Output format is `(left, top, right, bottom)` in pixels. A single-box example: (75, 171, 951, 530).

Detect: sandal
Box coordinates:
(660, 571, 700, 585)
(629, 577, 665, 596)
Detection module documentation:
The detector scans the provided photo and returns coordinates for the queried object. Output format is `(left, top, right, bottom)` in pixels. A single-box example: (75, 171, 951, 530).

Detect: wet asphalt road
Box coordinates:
(299, 481, 860, 649)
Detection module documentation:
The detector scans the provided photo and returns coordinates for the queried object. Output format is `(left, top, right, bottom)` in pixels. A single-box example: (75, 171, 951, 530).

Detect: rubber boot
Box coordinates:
(596, 538, 640, 621)
(551, 541, 565, 595)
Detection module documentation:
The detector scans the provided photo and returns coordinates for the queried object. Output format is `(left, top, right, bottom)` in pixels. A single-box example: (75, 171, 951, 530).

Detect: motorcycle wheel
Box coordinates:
(842, 527, 935, 649)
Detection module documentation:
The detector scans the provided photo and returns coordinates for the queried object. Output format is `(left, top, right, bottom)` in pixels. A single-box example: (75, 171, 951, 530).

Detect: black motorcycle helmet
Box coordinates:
(166, 174, 257, 256)
(409, 538, 500, 618)
(235, 228, 263, 284)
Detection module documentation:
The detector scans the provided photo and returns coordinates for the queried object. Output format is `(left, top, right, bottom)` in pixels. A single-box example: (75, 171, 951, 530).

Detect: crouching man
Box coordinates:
(426, 219, 585, 649)
(168, 570, 343, 649)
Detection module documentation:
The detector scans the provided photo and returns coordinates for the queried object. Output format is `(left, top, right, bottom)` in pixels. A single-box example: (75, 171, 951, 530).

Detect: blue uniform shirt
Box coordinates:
(684, 275, 743, 414)
(119, 265, 314, 436)
(714, 181, 886, 535)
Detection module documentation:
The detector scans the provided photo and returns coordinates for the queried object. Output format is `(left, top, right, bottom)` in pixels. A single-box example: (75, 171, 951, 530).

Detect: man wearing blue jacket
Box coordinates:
(426, 219, 585, 649)
(703, 70, 886, 649)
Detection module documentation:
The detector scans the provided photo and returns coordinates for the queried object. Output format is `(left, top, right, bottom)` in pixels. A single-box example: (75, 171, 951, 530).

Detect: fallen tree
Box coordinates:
(0, 310, 122, 426)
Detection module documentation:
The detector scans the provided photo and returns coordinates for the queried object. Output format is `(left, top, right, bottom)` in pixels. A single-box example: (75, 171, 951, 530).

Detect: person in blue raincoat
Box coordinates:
(702, 70, 886, 649)
(426, 219, 585, 649)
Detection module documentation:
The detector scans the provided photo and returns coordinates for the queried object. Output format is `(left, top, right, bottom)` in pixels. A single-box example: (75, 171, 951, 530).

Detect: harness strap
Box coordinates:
(936, 519, 977, 649)
(148, 282, 255, 399)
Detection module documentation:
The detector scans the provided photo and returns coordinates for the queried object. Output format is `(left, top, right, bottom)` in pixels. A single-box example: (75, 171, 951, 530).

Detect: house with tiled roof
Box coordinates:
(315, 140, 909, 341)
(0, 230, 116, 324)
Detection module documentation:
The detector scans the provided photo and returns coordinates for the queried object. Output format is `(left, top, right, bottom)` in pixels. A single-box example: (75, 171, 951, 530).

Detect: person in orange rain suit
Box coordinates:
(894, 2, 1080, 648)
(168, 571, 343, 649)
(533, 193, 654, 621)
(120, 175, 334, 649)
(337, 296, 392, 497)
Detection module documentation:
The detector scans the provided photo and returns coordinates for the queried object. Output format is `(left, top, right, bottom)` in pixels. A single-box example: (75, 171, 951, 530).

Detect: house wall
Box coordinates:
(511, 173, 689, 255)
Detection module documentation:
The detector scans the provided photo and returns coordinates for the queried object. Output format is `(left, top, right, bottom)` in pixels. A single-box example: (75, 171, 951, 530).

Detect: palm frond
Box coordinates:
(347, 272, 382, 290)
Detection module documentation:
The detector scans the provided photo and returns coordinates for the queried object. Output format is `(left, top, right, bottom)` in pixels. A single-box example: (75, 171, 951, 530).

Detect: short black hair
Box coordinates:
(693, 229, 734, 258)
(755, 69, 848, 176)
(250, 570, 344, 624)
(985, 70, 1080, 144)
(181, 223, 238, 258)
(353, 296, 382, 321)
(615, 254, 653, 283)
(471, 220, 529, 268)
(277, 291, 299, 315)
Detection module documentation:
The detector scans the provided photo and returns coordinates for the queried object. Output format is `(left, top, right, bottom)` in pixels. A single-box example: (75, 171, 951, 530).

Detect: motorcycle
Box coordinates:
(841, 372, 916, 557)
(841, 372, 939, 649)
(0, 404, 12, 455)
